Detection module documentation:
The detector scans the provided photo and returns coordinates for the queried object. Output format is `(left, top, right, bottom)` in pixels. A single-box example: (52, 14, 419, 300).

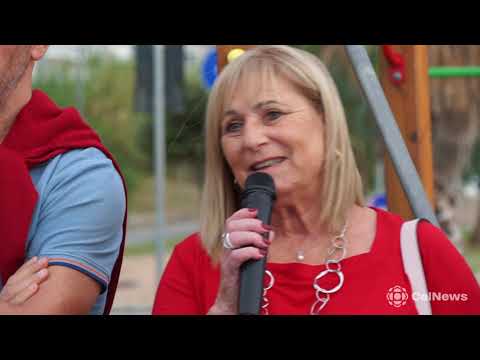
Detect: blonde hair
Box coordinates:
(200, 45, 364, 263)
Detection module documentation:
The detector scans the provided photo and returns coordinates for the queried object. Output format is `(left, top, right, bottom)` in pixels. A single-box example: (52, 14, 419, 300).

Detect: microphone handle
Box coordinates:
(238, 191, 274, 315)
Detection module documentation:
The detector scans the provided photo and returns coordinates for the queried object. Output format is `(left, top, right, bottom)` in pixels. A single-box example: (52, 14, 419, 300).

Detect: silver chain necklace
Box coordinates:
(261, 223, 348, 315)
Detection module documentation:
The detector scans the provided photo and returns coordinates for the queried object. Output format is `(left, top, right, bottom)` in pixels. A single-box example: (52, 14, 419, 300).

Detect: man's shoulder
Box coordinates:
(55, 147, 114, 170)
(29, 146, 125, 226)
(33, 147, 120, 189)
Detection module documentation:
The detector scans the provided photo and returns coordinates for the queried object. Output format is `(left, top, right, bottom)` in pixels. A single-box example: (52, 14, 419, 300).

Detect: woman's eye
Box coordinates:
(265, 110, 283, 121)
(225, 121, 242, 133)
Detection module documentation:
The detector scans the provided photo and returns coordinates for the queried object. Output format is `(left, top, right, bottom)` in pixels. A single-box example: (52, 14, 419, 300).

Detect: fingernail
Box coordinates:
(248, 208, 257, 212)
(259, 249, 268, 256)
(37, 269, 48, 277)
(30, 256, 38, 262)
(262, 224, 273, 231)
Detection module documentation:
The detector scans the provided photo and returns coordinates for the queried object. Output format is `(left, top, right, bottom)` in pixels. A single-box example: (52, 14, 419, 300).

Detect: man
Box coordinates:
(0, 45, 127, 314)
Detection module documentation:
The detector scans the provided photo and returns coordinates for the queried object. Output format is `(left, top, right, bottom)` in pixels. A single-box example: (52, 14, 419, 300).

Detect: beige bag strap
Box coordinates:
(400, 219, 432, 315)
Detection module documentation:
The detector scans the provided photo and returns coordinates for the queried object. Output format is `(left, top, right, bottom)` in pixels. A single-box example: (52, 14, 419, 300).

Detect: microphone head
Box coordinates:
(243, 172, 276, 198)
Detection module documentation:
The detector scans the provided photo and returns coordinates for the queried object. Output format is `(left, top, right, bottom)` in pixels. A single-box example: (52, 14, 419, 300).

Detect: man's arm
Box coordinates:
(19, 148, 126, 314)
(0, 266, 100, 314)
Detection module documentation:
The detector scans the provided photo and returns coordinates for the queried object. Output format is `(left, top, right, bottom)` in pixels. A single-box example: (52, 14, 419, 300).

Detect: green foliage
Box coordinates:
(33, 55, 149, 194)
(138, 65, 208, 185)
(463, 141, 480, 182)
(82, 55, 150, 192)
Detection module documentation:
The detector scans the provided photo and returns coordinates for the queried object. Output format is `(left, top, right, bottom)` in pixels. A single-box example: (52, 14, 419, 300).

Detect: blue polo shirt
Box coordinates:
(0, 147, 125, 314)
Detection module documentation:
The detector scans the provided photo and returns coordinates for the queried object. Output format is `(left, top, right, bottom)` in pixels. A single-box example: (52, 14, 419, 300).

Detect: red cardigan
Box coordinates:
(0, 89, 127, 314)
(152, 208, 480, 315)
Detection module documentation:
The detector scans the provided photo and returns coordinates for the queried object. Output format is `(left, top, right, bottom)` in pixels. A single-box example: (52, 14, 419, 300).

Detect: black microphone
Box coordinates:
(238, 172, 276, 315)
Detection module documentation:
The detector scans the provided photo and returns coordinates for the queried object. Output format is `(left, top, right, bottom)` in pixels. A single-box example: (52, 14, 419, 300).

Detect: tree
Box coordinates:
(134, 45, 154, 116)
(295, 45, 379, 194)
(428, 45, 480, 249)
(135, 45, 185, 117)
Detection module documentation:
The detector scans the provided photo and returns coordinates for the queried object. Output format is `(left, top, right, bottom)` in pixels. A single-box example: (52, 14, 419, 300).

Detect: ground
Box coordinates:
(111, 255, 159, 315)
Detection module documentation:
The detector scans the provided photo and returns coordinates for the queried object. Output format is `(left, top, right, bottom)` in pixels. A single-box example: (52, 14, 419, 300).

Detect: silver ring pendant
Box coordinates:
(313, 269, 344, 294)
(264, 270, 275, 291)
(327, 246, 347, 260)
(310, 293, 330, 314)
(325, 259, 342, 272)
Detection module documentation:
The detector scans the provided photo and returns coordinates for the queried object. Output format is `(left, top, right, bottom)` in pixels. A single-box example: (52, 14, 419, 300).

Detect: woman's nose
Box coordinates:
(242, 118, 269, 151)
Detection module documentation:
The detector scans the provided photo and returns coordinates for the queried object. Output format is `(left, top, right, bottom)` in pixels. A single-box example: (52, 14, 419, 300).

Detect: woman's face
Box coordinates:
(220, 75, 326, 198)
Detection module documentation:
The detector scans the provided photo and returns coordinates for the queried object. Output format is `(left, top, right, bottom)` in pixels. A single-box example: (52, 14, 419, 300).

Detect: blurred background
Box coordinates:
(33, 45, 480, 314)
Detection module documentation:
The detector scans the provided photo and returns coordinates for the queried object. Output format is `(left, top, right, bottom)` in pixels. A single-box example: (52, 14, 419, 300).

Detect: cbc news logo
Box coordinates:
(386, 286, 409, 307)
(386, 285, 469, 308)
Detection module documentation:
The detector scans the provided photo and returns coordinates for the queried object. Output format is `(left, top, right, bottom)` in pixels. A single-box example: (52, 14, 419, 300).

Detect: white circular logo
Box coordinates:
(386, 286, 408, 307)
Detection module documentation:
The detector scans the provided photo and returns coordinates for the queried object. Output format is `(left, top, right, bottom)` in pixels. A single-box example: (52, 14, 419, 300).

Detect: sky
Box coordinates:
(45, 45, 212, 62)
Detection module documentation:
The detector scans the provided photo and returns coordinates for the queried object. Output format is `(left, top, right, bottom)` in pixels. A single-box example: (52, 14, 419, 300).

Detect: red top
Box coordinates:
(152, 208, 480, 315)
(0, 90, 127, 314)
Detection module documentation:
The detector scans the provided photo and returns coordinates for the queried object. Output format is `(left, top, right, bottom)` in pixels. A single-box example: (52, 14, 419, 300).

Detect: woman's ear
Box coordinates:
(31, 46, 49, 61)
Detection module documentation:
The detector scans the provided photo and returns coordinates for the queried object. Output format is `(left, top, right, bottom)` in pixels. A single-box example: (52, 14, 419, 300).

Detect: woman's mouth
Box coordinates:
(250, 157, 286, 171)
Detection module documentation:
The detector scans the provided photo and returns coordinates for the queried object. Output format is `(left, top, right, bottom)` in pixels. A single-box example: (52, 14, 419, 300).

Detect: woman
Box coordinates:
(152, 45, 480, 315)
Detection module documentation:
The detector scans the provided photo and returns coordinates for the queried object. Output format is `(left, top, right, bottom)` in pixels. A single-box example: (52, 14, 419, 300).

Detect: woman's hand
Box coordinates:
(208, 208, 273, 315)
(0, 257, 49, 306)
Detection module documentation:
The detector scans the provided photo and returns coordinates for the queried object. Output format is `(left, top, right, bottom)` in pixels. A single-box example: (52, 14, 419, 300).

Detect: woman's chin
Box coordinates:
(271, 183, 293, 199)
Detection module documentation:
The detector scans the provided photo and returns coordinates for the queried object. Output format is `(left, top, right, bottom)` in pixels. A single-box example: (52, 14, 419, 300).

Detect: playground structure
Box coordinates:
(215, 45, 479, 225)
(216, 45, 437, 224)
(147, 45, 480, 280)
